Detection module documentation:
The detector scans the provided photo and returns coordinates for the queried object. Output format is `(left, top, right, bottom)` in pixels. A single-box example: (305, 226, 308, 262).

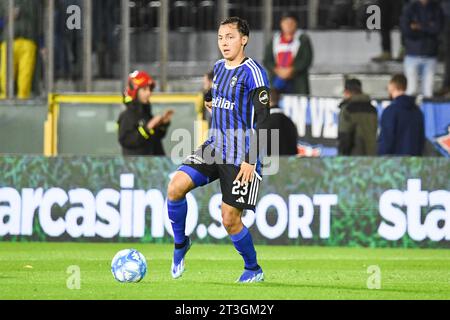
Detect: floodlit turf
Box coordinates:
(0, 242, 449, 300)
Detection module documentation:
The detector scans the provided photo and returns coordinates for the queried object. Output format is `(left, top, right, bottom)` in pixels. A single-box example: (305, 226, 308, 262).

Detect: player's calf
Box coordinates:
(221, 202, 263, 282)
(167, 172, 193, 244)
(167, 171, 196, 278)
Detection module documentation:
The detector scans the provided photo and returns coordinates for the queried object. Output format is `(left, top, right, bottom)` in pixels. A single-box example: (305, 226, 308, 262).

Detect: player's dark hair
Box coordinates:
(344, 78, 363, 94)
(219, 17, 250, 38)
(390, 73, 408, 91)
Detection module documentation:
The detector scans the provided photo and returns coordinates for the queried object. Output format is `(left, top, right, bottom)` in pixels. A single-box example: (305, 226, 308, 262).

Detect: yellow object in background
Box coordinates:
(0, 37, 37, 99)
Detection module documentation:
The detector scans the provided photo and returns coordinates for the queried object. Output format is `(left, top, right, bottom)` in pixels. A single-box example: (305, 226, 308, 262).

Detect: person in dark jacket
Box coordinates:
(338, 78, 378, 156)
(263, 12, 313, 95)
(118, 70, 173, 156)
(378, 74, 425, 156)
(400, 0, 444, 97)
(257, 89, 298, 156)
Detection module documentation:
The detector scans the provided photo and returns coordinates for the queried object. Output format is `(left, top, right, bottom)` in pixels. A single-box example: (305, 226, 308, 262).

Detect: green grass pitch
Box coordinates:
(0, 242, 449, 300)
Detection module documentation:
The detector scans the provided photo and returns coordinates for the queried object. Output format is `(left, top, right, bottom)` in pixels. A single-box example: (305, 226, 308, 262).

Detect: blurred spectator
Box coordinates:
(436, 0, 450, 97)
(263, 12, 313, 95)
(337, 78, 378, 156)
(400, 0, 444, 98)
(93, 0, 120, 78)
(378, 74, 425, 156)
(257, 89, 298, 156)
(201, 71, 213, 128)
(0, 0, 43, 99)
(372, 0, 405, 62)
(55, 0, 82, 80)
(118, 71, 173, 156)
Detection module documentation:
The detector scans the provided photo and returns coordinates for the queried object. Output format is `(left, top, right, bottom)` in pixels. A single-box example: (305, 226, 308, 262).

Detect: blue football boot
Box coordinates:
(236, 266, 264, 283)
(171, 237, 192, 279)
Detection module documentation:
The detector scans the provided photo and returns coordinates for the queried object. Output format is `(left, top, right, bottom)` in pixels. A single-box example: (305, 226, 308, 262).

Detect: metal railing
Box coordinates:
(2, 0, 371, 98)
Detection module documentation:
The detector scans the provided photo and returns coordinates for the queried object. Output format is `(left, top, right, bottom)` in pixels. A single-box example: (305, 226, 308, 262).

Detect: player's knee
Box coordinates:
(221, 212, 241, 233)
(167, 177, 187, 201)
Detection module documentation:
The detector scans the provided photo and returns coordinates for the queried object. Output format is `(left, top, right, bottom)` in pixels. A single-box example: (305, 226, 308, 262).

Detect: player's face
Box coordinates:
(137, 85, 152, 104)
(218, 24, 248, 61)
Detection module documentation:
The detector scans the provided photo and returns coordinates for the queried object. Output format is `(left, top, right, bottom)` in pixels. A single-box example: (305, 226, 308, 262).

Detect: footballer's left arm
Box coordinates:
(236, 86, 270, 186)
(252, 86, 271, 130)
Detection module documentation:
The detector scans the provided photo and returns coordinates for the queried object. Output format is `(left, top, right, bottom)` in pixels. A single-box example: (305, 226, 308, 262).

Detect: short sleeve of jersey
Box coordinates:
(244, 59, 270, 91)
(213, 59, 225, 76)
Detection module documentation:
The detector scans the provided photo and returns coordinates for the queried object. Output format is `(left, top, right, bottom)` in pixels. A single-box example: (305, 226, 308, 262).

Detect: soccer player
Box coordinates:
(166, 17, 270, 283)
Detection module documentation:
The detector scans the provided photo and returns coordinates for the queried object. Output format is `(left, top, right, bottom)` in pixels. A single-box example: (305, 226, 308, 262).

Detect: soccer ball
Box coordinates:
(111, 249, 147, 283)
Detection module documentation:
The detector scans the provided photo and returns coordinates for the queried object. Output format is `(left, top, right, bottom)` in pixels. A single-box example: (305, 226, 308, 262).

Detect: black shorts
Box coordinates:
(178, 142, 262, 211)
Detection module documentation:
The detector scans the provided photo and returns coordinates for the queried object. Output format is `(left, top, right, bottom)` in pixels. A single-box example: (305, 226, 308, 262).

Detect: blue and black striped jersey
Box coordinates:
(207, 57, 270, 171)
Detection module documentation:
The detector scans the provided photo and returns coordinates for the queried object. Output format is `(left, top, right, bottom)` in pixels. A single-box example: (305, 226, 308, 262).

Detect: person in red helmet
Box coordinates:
(117, 70, 174, 156)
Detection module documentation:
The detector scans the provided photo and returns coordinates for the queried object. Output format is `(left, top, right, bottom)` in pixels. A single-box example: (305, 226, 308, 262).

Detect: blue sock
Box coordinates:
(230, 226, 258, 270)
(167, 198, 187, 245)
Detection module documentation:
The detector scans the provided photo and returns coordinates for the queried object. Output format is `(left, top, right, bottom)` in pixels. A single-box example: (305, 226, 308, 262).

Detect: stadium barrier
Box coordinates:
(0, 100, 47, 154)
(0, 155, 448, 248)
(44, 93, 206, 156)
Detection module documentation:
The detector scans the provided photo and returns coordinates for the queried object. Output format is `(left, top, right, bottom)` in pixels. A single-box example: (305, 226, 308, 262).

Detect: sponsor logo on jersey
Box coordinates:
(212, 96, 235, 110)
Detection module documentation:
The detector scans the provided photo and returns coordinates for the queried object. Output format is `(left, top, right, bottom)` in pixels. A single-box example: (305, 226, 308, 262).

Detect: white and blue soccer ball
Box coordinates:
(111, 249, 147, 283)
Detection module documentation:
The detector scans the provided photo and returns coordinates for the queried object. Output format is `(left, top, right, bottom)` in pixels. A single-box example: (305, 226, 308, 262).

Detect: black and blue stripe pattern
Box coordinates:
(207, 57, 270, 173)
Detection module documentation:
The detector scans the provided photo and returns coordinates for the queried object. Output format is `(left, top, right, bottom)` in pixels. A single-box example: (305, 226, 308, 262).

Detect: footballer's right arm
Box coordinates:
(204, 88, 213, 114)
